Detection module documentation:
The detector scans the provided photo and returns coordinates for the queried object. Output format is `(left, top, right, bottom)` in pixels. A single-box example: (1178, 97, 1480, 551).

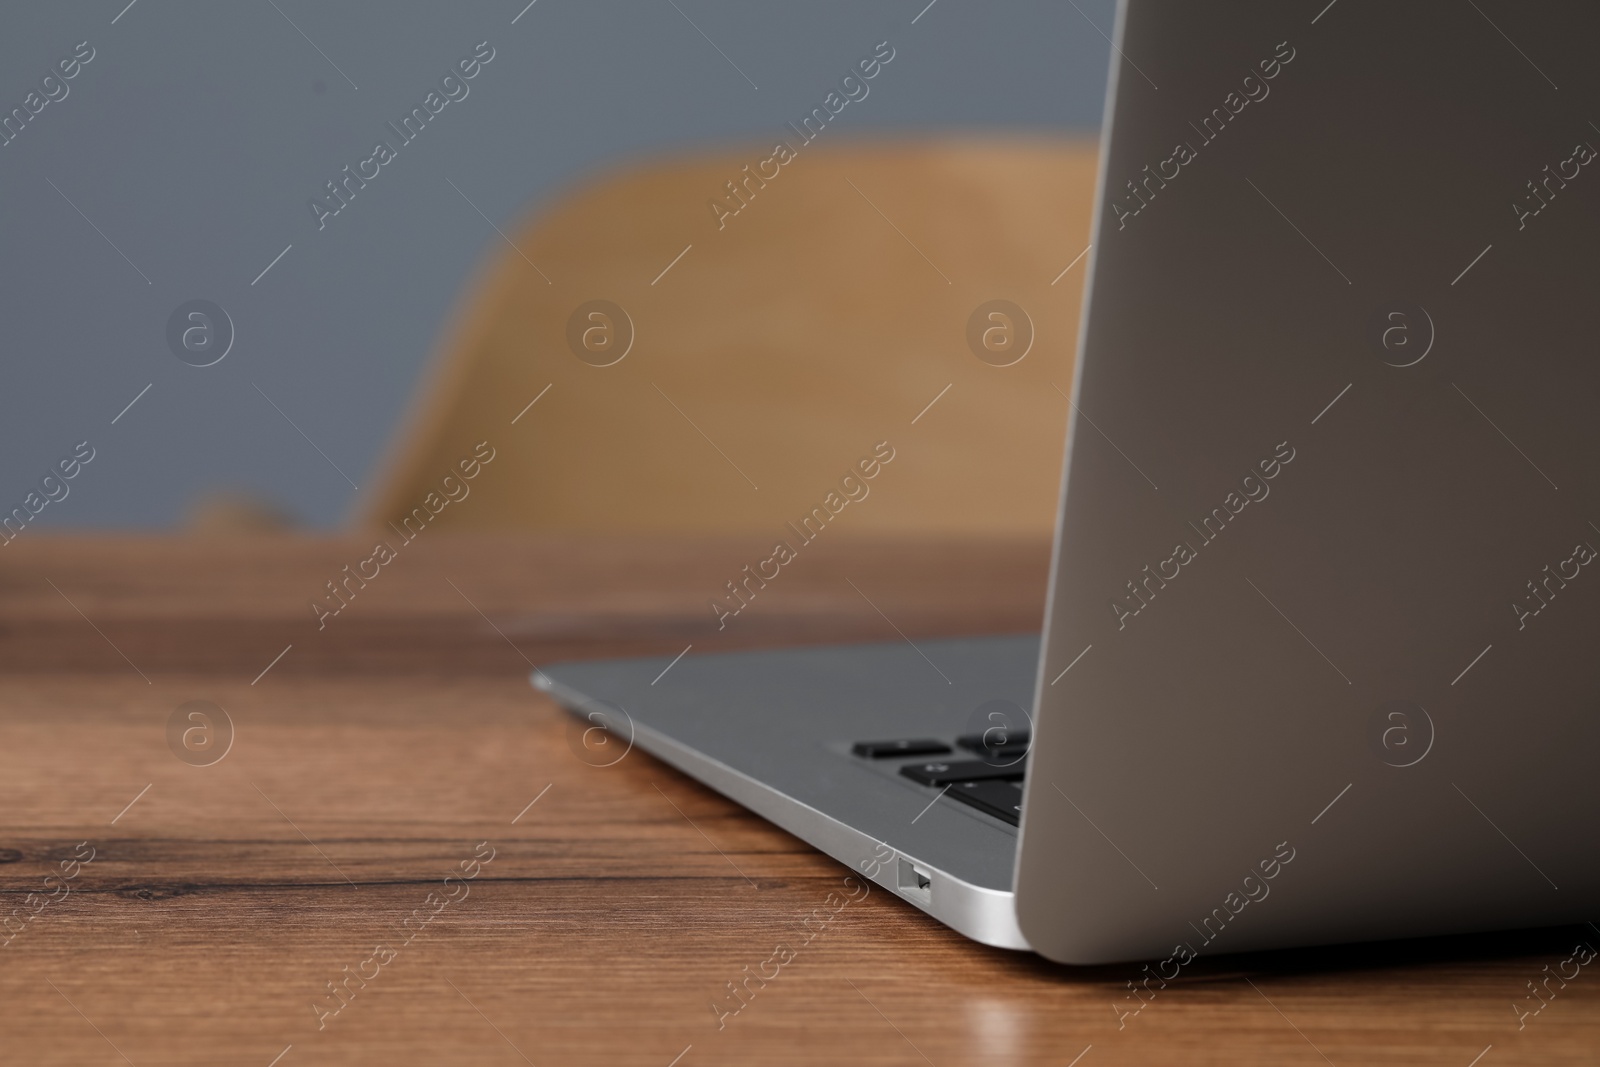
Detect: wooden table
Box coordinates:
(1, 534, 1594, 1065)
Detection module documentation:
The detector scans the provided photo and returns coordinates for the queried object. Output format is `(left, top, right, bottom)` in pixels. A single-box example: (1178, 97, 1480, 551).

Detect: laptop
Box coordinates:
(534, 0, 1600, 964)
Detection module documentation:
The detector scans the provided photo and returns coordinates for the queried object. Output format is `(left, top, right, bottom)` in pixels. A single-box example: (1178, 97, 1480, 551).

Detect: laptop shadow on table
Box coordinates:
(987, 922, 1590, 986)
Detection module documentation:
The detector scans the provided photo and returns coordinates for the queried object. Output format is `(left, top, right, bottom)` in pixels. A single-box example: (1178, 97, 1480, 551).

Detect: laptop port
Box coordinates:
(897, 858, 932, 903)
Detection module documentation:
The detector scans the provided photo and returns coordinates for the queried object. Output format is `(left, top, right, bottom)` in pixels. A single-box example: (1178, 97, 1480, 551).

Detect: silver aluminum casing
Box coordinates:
(535, 636, 1038, 950)
(1019, 0, 1600, 963)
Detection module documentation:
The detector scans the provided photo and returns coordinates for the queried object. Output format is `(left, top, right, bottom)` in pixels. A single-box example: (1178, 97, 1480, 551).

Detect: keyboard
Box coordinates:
(851, 732, 1028, 826)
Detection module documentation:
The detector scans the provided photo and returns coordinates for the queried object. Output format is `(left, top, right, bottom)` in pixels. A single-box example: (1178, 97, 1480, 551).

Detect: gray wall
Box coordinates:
(0, 0, 1112, 530)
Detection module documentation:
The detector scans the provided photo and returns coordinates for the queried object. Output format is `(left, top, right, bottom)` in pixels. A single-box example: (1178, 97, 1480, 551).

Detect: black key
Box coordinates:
(852, 738, 951, 759)
(899, 759, 1024, 786)
(956, 732, 1030, 759)
(946, 779, 1024, 826)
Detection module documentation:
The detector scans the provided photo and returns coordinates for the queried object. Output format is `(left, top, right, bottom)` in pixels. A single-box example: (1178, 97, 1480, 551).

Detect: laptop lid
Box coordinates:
(1019, 0, 1600, 963)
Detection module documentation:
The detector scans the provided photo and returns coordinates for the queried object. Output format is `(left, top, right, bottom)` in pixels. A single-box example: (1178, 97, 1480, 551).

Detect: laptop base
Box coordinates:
(533, 634, 1040, 950)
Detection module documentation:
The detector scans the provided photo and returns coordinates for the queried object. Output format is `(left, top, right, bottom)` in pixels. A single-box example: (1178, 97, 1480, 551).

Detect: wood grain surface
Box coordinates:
(1, 534, 1595, 1066)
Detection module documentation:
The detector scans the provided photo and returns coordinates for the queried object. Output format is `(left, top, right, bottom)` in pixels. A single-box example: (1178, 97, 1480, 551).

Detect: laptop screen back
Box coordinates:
(1021, 0, 1600, 963)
